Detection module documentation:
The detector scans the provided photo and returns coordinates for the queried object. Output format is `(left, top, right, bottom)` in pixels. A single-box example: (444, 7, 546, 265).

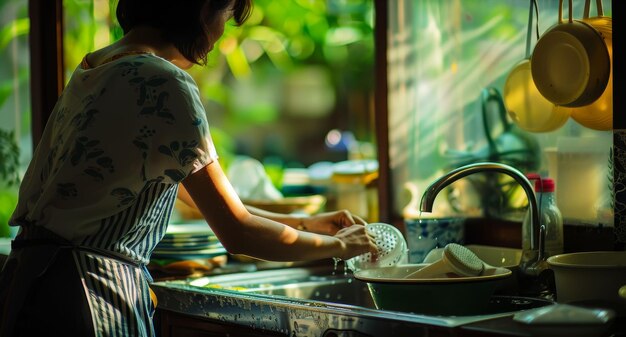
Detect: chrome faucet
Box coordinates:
(420, 162, 547, 276)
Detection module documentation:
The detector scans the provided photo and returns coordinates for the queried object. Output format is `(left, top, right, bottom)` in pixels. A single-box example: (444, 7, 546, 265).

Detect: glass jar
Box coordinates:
(331, 160, 379, 222)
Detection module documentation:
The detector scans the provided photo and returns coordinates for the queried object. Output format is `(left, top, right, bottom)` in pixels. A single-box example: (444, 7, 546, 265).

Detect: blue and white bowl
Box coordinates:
(404, 217, 465, 263)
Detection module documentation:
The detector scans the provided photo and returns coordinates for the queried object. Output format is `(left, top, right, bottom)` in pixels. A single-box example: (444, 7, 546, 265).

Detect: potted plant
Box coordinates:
(0, 128, 20, 237)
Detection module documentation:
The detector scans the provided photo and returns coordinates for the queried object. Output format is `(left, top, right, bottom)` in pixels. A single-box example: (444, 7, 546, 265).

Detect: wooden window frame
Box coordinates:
(29, 0, 64, 148)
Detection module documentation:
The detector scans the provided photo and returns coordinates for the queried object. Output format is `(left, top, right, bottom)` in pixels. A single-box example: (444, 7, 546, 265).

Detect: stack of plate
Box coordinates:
(152, 222, 227, 260)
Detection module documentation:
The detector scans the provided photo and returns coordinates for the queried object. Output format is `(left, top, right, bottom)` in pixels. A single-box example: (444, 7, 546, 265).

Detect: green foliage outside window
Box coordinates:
(62, 0, 375, 166)
(0, 0, 376, 237)
(0, 0, 29, 237)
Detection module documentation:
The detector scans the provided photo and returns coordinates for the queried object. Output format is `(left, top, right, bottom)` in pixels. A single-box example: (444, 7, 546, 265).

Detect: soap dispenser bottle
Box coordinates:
(523, 176, 564, 257)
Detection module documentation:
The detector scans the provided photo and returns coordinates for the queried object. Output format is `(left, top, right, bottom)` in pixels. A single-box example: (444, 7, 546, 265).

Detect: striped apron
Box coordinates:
(0, 183, 178, 337)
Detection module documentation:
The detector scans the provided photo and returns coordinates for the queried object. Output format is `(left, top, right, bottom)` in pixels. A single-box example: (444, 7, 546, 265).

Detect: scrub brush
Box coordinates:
(404, 243, 489, 279)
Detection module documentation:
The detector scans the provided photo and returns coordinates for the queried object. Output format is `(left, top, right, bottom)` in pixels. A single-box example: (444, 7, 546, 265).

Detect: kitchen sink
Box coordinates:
(185, 265, 376, 308)
(152, 261, 557, 336)
(170, 263, 552, 317)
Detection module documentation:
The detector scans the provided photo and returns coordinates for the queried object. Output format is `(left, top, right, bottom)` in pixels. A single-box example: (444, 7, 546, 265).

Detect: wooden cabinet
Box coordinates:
(156, 310, 287, 337)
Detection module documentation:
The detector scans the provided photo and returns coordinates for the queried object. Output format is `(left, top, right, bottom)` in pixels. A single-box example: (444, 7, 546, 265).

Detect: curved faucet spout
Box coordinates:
(420, 162, 545, 274)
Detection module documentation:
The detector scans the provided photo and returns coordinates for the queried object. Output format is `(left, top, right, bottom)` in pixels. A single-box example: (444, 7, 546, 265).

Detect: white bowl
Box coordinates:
(547, 251, 626, 316)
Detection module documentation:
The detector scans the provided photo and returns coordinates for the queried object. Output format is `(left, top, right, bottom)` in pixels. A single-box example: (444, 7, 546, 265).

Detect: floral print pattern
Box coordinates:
(11, 53, 216, 236)
(9, 53, 217, 337)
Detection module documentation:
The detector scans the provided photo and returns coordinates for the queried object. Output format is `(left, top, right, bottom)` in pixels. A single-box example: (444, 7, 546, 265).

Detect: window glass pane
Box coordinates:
(0, 0, 30, 237)
(63, 0, 116, 78)
(62, 0, 376, 217)
(388, 0, 613, 226)
(197, 0, 376, 167)
(63, 0, 376, 164)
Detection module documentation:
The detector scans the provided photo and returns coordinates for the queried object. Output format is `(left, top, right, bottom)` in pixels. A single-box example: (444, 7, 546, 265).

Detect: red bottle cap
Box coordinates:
(534, 178, 555, 192)
(526, 173, 541, 180)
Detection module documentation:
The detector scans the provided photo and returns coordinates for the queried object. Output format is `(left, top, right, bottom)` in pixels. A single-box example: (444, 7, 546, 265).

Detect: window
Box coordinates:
(62, 0, 377, 171)
(0, 0, 30, 237)
(388, 0, 614, 226)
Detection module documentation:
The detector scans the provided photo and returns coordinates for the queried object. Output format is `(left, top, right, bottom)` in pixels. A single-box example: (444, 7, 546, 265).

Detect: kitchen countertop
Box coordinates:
(151, 263, 625, 337)
(0, 237, 622, 336)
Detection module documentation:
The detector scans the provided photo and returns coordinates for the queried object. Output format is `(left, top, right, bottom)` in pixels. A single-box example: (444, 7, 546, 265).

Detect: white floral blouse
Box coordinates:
(9, 53, 218, 337)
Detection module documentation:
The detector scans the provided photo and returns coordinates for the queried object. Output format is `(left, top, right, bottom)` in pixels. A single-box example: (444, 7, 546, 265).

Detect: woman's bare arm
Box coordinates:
(178, 181, 366, 235)
(181, 161, 376, 262)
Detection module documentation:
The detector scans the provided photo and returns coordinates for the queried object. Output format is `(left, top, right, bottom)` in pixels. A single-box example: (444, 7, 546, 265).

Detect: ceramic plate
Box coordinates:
(151, 246, 227, 260)
(156, 240, 223, 250)
(166, 223, 215, 236)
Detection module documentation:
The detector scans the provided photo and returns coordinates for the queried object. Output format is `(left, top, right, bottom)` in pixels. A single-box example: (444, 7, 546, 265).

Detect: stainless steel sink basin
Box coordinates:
(185, 265, 376, 308)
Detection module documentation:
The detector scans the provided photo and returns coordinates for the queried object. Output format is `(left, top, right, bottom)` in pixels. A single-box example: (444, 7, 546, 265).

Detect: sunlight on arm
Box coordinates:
(279, 226, 324, 247)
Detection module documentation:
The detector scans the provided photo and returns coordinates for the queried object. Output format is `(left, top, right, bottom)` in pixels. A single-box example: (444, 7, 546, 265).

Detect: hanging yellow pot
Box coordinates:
(558, 13, 613, 131)
(503, 59, 570, 133)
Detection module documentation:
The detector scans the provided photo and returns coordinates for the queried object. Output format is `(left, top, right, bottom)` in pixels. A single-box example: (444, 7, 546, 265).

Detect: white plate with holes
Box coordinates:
(346, 223, 408, 272)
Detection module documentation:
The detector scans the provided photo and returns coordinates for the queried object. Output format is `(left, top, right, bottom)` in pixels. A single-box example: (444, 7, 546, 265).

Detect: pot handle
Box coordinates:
(558, 0, 574, 24)
(583, 0, 603, 19)
(524, 0, 539, 59)
(481, 87, 510, 154)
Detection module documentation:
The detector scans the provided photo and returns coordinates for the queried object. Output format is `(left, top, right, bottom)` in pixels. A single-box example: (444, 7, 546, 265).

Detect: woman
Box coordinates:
(0, 0, 378, 336)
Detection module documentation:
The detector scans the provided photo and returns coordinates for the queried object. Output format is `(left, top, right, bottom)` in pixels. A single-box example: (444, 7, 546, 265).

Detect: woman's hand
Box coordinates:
(301, 209, 367, 235)
(333, 224, 379, 261)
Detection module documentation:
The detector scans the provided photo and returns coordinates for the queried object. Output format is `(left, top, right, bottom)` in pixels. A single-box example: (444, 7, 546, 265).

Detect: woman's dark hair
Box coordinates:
(116, 0, 253, 65)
